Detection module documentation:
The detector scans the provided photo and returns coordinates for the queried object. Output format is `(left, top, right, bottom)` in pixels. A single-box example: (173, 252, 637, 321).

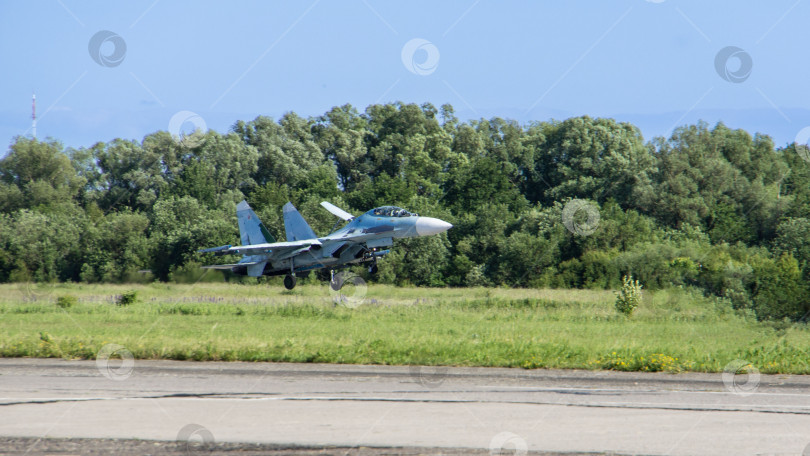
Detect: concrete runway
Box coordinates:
(2, 359, 810, 455)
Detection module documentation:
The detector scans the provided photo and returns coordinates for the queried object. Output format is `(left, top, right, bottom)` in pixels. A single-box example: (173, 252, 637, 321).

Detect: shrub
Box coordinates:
(615, 274, 642, 316)
(465, 264, 489, 287)
(56, 295, 77, 309)
(751, 253, 810, 321)
(117, 290, 138, 306)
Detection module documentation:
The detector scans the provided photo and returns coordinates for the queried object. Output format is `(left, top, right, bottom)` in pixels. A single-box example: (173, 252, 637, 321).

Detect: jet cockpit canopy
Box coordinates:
(369, 206, 417, 217)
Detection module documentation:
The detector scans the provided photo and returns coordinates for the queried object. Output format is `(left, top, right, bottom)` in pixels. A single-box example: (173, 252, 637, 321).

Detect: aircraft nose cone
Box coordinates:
(415, 217, 453, 236)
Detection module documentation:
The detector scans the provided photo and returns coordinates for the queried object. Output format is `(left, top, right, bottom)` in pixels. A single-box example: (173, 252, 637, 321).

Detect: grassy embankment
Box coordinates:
(1, 282, 808, 374)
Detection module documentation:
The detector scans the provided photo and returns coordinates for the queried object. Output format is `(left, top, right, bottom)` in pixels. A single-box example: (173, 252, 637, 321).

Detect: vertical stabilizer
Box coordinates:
(236, 200, 276, 245)
(283, 202, 317, 241)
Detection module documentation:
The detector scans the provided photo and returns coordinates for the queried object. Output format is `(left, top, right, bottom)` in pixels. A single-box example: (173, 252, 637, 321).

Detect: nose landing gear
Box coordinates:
(329, 269, 341, 291)
(366, 244, 379, 275)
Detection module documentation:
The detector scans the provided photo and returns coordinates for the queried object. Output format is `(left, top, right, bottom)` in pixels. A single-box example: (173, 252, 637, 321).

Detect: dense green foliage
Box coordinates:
(1, 102, 809, 320)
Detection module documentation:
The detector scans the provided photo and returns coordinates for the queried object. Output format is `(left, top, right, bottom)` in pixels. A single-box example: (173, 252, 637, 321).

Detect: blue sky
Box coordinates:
(1, 0, 809, 151)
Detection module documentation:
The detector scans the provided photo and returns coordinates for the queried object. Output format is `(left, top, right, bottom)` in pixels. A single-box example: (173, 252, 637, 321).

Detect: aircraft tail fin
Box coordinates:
(236, 200, 276, 246)
(283, 202, 317, 241)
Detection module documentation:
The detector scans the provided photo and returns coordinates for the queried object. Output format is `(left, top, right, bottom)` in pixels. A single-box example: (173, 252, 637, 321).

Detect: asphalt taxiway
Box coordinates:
(2, 359, 810, 455)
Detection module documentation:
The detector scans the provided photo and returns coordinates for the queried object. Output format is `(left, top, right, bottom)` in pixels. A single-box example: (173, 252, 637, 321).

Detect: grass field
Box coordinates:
(1, 281, 809, 374)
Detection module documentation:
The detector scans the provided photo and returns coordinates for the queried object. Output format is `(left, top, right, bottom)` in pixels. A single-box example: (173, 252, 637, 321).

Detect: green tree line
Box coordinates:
(1, 102, 809, 320)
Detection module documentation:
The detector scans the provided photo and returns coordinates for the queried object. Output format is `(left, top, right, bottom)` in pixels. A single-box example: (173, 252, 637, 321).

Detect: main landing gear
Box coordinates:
(284, 274, 297, 290)
(284, 259, 297, 290)
(329, 270, 341, 291)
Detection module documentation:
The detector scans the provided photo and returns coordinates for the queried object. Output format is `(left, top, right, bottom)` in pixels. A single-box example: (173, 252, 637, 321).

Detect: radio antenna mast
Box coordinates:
(32, 93, 37, 139)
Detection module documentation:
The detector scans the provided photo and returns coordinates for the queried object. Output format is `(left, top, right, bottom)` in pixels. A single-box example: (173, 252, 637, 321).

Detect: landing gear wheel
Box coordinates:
(283, 274, 297, 290)
(368, 264, 378, 274)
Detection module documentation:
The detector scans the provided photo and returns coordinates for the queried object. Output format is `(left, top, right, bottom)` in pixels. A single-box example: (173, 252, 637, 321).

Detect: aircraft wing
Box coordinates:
(199, 239, 322, 258)
(322, 224, 396, 244)
(200, 263, 252, 270)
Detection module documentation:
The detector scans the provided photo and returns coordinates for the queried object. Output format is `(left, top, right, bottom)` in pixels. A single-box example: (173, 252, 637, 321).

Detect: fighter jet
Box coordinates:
(199, 200, 452, 289)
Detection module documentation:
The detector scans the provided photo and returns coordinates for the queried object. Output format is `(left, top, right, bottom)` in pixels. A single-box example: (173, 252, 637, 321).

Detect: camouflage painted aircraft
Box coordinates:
(199, 200, 452, 289)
